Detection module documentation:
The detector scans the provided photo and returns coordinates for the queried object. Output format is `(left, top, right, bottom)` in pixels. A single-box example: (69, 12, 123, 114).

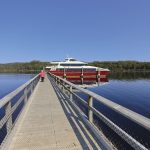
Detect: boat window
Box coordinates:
(65, 68, 83, 71)
(83, 68, 96, 71)
(70, 59, 76, 61)
(65, 58, 76, 61)
(60, 64, 85, 66)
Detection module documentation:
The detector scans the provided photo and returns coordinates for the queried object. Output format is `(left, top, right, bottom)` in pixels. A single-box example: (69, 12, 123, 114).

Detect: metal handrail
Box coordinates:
(49, 73, 150, 130)
(0, 74, 39, 146)
(0, 74, 39, 108)
(49, 72, 149, 150)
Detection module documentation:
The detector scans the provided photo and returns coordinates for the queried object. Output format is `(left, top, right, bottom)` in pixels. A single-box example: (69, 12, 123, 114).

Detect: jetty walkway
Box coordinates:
(0, 73, 149, 150)
(1, 76, 102, 150)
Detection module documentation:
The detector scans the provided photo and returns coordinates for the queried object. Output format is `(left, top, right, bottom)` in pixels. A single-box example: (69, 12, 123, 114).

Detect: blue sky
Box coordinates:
(0, 0, 150, 63)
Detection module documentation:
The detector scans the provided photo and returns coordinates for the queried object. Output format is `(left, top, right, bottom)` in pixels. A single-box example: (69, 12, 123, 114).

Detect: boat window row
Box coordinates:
(60, 64, 85, 66)
(65, 58, 77, 61)
(57, 68, 96, 71)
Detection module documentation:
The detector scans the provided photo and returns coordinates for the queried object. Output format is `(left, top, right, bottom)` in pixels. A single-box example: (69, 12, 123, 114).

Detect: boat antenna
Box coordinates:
(66, 54, 69, 58)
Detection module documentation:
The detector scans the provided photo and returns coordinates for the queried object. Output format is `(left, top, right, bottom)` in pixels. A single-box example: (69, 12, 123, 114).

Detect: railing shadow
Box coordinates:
(48, 77, 100, 150)
(48, 73, 149, 150)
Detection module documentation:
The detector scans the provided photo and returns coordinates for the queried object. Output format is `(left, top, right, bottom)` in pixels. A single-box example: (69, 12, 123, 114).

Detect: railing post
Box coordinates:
(56, 78, 59, 85)
(88, 96, 93, 123)
(61, 81, 64, 92)
(57, 78, 59, 87)
(32, 80, 35, 90)
(34, 78, 37, 87)
(30, 81, 33, 94)
(35, 78, 37, 86)
(97, 68, 101, 83)
(33, 79, 36, 88)
(58, 79, 61, 87)
(63, 68, 66, 79)
(4, 102, 13, 134)
(56, 78, 57, 85)
(24, 87, 28, 104)
(63, 82, 66, 93)
(69, 86, 73, 101)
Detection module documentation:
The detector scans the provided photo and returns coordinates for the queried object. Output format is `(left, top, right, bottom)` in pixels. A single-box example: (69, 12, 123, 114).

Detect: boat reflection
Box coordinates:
(67, 78, 109, 88)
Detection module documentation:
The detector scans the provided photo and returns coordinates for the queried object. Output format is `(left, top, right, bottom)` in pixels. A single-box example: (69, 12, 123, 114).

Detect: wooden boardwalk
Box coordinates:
(2, 76, 101, 150)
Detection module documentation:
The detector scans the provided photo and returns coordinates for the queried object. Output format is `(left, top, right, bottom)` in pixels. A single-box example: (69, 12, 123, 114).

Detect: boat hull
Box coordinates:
(49, 70, 109, 79)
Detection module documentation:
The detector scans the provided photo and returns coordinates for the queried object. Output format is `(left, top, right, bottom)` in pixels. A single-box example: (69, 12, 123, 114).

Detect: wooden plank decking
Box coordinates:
(2, 76, 101, 150)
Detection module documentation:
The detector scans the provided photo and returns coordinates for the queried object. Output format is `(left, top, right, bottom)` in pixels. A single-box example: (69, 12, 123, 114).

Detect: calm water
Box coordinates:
(0, 73, 149, 149)
(1, 73, 149, 117)
(0, 74, 35, 144)
(74, 72, 150, 149)
(0, 74, 34, 99)
(89, 79, 150, 118)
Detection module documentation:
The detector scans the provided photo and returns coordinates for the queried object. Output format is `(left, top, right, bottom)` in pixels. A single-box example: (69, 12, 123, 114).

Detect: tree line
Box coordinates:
(0, 60, 150, 73)
(0, 61, 51, 73)
(89, 61, 150, 72)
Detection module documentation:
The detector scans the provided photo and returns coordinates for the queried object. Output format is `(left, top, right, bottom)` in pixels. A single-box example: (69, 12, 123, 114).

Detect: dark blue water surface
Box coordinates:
(74, 72, 150, 149)
(0, 74, 34, 144)
(0, 73, 150, 149)
(0, 74, 34, 99)
(89, 79, 150, 118)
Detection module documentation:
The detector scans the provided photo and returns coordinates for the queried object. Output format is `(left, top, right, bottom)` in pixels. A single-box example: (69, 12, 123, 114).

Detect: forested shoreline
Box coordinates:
(89, 61, 150, 72)
(0, 60, 150, 73)
(0, 61, 50, 73)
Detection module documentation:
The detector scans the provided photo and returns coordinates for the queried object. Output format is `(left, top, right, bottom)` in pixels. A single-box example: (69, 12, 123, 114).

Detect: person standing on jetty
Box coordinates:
(39, 70, 45, 82)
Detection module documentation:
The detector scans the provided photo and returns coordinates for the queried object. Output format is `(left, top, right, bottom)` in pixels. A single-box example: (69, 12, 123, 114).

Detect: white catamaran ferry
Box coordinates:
(46, 58, 110, 79)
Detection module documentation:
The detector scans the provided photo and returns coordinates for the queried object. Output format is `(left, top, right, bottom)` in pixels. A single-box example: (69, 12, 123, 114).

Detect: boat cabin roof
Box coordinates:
(51, 58, 87, 65)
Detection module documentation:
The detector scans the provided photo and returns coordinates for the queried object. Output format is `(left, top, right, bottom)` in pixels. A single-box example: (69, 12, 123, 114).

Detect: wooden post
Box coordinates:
(88, 96, 93, 123)
(97, 68, 100, 83)
(81, 67, 84, 84)
(81, 67, 84, 77)
(81, 78, 83, 85)
(63, 67, 66, 79)
(5, 102, 13, 134)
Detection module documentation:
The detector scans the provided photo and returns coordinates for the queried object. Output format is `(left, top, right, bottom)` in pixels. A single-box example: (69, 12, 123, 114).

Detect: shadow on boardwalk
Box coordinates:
(48, 77, 101, 150)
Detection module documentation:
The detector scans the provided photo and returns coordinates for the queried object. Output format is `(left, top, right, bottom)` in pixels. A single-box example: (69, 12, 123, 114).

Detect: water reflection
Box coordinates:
(0, 74, 34, 144)
(73, 72, 150, 149)
(67, 78, 109, 88)
(109, 71, 150, 80)
(0, 74, 34, 99)
(66, 72, 150, 87)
